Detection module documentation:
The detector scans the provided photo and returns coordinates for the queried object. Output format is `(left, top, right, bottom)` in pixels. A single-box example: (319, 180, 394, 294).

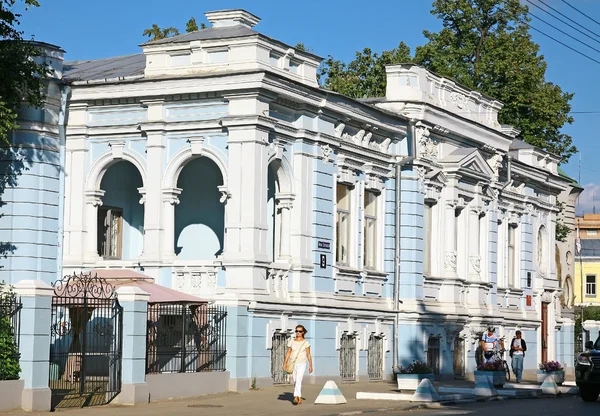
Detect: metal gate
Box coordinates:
(453, 337, 465, 378)
(340, 333, 357, 381)
(49, 273, 123, 409)
(271, 332, 290, 384)
(427, 336, 440, 376)
(367, 334, 383, 380)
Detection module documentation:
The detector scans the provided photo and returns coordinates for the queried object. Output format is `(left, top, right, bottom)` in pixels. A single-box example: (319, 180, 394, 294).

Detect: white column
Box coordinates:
(468, 206, 482, 281)
(63, 134, 88, 263)
(444, 200, 458, 278)
(161, 188, 181, 260)
(84, 190, 104, 260)
(141, 129, 165, 260)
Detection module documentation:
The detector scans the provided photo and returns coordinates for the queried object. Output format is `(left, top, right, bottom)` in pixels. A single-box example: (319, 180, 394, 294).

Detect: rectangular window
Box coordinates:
(586, 275, 597, 297)
(269, 51, 281, 67)
(587, 230, 598, 236)
(288, 59, 301, 74)
(206, 49, 228, 64)
(423, 203, 432, 275)
(508, 225, 516, 287)
(336, 184, 352, 265)
(363, 190, 378, 269)
(98, 207, 123, 259)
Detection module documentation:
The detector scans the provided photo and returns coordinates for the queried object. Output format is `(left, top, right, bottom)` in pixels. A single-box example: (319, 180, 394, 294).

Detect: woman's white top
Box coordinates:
(288, 339, 311, 364)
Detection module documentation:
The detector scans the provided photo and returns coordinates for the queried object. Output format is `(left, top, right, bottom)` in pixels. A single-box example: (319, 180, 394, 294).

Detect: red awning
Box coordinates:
(88, 268, 208, 304)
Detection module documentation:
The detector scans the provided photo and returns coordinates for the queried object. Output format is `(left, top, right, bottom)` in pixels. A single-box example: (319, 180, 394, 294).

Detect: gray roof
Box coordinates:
(63, 53, 146, 82)
(142, 25, 258, 46)
(441, 147, 477, 163)
(510, 139, 535, 150)
(581, 239, 600, 257)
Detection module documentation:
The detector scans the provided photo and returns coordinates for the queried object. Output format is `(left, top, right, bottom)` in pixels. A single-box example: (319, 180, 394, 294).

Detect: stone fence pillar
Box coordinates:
(13, 280, 54, 411)
(115, 286, 150, 405)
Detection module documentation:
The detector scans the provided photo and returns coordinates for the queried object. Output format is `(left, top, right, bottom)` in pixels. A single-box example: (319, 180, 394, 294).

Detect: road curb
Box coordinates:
(333, 391, 578, 416)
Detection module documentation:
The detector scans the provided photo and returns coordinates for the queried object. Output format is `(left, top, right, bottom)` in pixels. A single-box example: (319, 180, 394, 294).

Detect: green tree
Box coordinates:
(186, 17, 199, 33)
(142, 23, 180, 41)
(319, 42, 412, 98)
(0, 282, 21, 380)
(0, 0, 48, 146)
(320, 0, 576, 162)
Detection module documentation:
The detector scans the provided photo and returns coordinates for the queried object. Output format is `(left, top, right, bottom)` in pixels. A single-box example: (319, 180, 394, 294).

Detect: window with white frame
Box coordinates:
(586, 275, 597, 297)
(336, 183, 353, 265)
(98, 207, 123, 259)
(508, 224, 517, 287)
(423, 203, 433, 275)
(363, 190, 378, 269)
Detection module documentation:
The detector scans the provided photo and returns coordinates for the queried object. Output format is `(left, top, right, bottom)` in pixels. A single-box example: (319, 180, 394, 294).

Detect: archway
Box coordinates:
(98, 161, 144, 260)
(267, 164, 279, 263)
(266, 159, 294, 263)
(174, 157, 224, 259)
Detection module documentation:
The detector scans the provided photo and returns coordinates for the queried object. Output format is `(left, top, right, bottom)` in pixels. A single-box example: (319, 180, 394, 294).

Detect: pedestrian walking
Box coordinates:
(282, 324, 313, 405)
(509, 330, 527, 383)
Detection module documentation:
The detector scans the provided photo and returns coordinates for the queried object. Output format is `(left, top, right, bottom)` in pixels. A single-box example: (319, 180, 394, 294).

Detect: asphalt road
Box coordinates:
(382, 397, 599, 416)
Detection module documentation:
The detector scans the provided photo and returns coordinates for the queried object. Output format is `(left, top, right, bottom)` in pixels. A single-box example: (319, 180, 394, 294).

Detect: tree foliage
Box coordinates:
(319, 42, 412, 99)
(143, 17, 207, 41)
(319, 0, 576, 162)
(0, 281, 21, 380)
(0, 0, 48, 145)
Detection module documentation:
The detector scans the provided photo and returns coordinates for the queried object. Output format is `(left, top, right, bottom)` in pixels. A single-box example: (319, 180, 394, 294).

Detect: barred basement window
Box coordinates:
(98, 207, 123, 259)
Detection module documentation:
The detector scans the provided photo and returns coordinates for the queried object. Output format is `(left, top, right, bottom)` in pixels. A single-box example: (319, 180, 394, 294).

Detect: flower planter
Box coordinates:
(536, 370, 565, 385)
(474, 370, 506, 388)
(396, 373, 434, 390)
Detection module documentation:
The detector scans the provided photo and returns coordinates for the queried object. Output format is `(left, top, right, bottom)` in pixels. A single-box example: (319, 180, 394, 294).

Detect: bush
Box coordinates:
(398, 360, 433, 374)
(0, 282, 21, 381)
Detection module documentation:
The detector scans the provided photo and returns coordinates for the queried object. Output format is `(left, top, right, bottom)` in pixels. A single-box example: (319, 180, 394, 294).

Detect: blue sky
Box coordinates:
(16, 0, 600, 213)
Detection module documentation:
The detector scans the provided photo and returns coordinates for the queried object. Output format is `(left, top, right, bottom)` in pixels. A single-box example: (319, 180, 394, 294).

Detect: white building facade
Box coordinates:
(55, 9, 574, 387)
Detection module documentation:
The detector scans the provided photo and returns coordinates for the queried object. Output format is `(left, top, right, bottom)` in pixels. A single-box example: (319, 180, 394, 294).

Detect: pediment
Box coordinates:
(440, 148, 495, 180)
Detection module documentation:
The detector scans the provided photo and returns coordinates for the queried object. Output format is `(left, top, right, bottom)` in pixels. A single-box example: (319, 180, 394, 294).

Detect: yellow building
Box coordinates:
(575, 239, 600, 306)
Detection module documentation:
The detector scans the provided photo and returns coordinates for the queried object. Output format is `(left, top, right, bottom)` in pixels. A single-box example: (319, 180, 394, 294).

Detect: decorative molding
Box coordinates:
(217, 185, 231, 204)
(444, 252, 457, 271)
(137, 187, 146, 205)
(415, 126, 439, 161)
(187, 136, 205, 155)
(424, 182, 442, 203)
(85, 189, 105, 207)
(275, 192, 295, 211)
(432, 125, 450, 135)
(162, 187, 182, 205)
(320, 143, 333, 164)
(269, 138, 285, 161)
(469, 256, 481, 274)
(508, 182, 525, 194)
(416, 166, 427, 193)
(540, 291, 553, 303)
(108, 141, 126, 159)
(334, 122, 346, 138)
(450, 91, 469, 109)
(486, 153, 503, 180)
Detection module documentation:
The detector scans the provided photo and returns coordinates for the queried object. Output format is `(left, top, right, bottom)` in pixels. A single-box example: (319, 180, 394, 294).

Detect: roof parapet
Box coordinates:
(205, 9, 261, 29)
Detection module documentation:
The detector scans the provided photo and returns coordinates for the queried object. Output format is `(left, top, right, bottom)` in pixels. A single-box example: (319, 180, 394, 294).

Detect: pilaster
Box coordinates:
(84, 189, 104, 260)
(13, 280, 54, 411)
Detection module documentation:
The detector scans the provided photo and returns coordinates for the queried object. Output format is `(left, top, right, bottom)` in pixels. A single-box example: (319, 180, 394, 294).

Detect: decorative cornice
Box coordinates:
(85, 189, 105, 206)
(162, 187, 182, 205)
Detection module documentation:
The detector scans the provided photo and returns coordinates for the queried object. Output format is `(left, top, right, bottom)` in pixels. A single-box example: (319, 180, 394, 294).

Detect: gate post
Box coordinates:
(13, 280, 54, 411)
(115, 286, 150, 405)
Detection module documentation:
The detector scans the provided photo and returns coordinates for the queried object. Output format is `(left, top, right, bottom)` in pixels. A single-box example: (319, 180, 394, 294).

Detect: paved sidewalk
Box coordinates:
(1, 376, 577, 416)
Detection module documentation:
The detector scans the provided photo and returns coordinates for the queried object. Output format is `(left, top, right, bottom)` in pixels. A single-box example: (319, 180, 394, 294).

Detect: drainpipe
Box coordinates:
(392, 119, 417, 373)
(56, 84, 70, 280)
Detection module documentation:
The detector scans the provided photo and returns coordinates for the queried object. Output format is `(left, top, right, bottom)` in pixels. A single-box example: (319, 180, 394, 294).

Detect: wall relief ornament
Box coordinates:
(445, 252, 457, 271)
(320, 143, 332, 164)
(486, 153, 504, 180)
(416, 166, 427, 193)
(450, 92, 469, 109)
(415, 126, 439, 161)
(469, 256, 481, 274)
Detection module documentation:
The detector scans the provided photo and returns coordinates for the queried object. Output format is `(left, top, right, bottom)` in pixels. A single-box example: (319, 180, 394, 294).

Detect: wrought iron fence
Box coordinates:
(146, 302, 227, 374)
(0, 291, 22, 380)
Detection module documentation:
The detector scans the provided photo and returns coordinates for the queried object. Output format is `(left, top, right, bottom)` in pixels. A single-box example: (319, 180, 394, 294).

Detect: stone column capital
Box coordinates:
(84, 189, 105, 206)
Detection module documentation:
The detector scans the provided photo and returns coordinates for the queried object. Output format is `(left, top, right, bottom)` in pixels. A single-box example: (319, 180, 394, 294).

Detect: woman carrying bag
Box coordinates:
(282, 325, 313, 405)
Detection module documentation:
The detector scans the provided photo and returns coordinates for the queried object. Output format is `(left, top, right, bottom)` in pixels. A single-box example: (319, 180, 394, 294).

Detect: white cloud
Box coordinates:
(576, 183, 600, 216)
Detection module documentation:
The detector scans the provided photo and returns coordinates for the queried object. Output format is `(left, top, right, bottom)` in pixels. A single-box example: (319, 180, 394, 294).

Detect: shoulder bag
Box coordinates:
(285, 340, 307, 374)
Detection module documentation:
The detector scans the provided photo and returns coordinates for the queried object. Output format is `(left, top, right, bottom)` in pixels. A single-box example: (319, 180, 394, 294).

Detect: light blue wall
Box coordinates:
(520, 219, 535, 310)
(397, 323, 426, 366)
(487, 211, 498, 306)
(398, 171, 423, 300)
(383, 179, 396, 299)
(312, 153, 335, 293)
(175, 157, 224, 260)
(0, 85, 62, 284)
(100, 161, 144, 260)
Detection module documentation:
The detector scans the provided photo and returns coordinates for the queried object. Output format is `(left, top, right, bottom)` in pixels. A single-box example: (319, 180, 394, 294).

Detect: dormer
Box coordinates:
(509, 140, 559, 175)
(141, 9, 322, 87)
(381, 64, 504, 131)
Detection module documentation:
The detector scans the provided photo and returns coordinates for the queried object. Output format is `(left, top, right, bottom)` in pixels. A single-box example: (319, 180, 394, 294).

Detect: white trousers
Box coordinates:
(292, 362, 307, 397)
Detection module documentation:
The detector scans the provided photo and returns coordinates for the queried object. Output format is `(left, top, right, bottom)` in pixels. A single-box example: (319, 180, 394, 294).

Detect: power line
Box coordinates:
(527, 10, 600, 55)
(526, 23, 600, 66)
(525, 0, 600, 45)
(561, 0, 600, 28)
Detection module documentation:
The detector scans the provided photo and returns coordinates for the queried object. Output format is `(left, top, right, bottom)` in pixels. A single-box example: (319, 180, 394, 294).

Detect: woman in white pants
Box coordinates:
(282, 325, 313, 405)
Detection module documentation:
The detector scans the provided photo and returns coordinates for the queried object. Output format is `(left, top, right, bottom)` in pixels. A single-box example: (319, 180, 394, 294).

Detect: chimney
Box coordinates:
(204, 9, 260, 29)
